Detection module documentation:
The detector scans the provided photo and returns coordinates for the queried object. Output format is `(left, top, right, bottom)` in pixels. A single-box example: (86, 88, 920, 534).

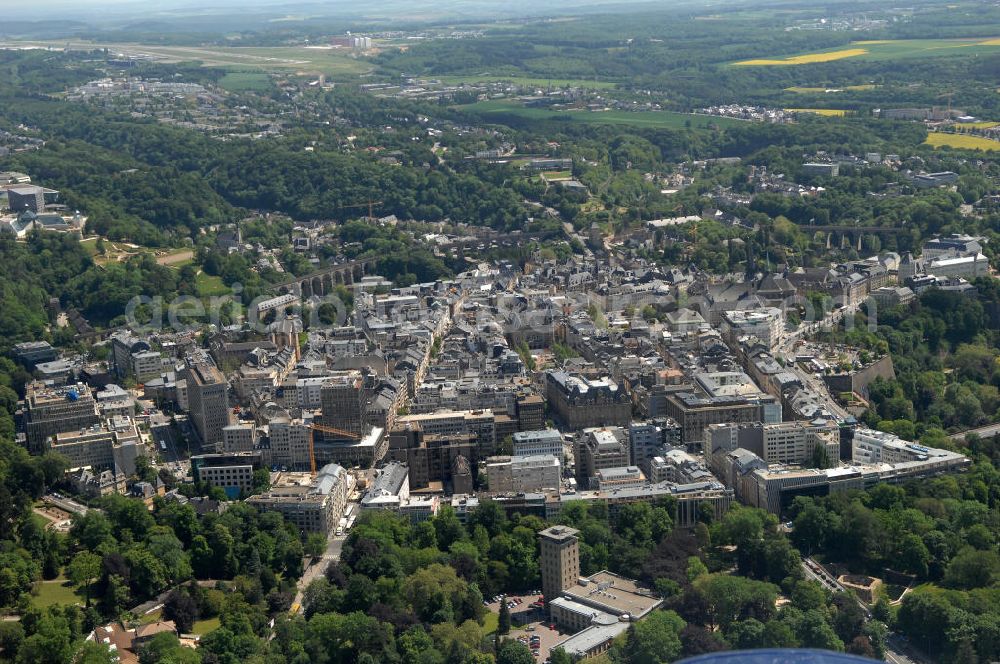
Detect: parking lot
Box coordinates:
(484, 593, 567, 661)
(511, 621, 565, 662)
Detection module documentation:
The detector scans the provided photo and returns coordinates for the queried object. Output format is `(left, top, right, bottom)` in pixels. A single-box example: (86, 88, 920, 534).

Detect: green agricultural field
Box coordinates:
(785, 84, 877, 93)
(438, 75, 617, 89)
(733, 37, 1000, 65)
(457, 99, 745, 129)
(218, 71, 273, 92)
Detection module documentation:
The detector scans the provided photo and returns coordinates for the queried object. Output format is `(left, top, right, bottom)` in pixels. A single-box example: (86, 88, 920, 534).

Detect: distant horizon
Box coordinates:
(4, 0, 684, 24)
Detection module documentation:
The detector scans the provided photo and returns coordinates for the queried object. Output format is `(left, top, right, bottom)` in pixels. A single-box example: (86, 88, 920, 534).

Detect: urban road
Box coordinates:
(950, 422, 1000, 441)
(291, 532, 347, 613)
(803, 557, 926, 664)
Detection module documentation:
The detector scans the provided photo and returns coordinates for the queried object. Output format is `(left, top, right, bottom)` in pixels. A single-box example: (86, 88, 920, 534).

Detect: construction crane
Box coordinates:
(307, 422, 362, 475)
(937, 91, 955, 115)
(338, 199, 384, 221)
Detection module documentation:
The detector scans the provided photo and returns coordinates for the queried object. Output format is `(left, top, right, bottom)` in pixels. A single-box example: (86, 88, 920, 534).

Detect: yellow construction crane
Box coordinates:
(338, 199, 384, 220)
(937, 91, 955, 115)
(308, 422, 362, 475)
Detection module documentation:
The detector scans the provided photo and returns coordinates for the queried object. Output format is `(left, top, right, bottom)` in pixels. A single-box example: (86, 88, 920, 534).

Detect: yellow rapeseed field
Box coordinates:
(785, 108, 848, 117)
(925, 133, 1000, 151)
(734, 48, 869, 66)
(956, 122, 1000, 130)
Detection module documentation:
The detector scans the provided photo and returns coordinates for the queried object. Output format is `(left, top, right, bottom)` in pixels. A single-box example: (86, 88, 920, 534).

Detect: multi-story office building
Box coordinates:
(649, 449, 714, 485)
(592, 466, 645, 490)
(185, 356, 229, 448)
(131, 351, 164, 383)
(512, 429, 564, 463)
(575, 427, 630, 488)
(23, 382, 100, 454)
(851, 428, 945, 464)
(627, 421, 680, 476)
(222, 423, 257, 453)
(486, 454, 561, 493)
(546, 372, 631, 431)
(319, 370, 377, 436)
(720, 307, 784, 349)
(191, 452, 262, 498)
(549, 572, 663, 660)
(704, 420, 840, 468)
(515, 394, 545, 431)
(13, 341, 57, 367)
(266, 416, 312, 471)
(110, 332, 152, 380)
(49, 420, 143, 476)
(247, 463, 351, 534)
(7, 184, 53, 213)
(386, 423, 477, 490)
(660, 390, 764, 448)
(395, 410, 497, 458)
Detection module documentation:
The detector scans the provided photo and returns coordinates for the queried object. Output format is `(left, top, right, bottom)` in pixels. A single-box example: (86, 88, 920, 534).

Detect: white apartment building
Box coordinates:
(721, 307, 784, 349)
(512, 429, 564, 462)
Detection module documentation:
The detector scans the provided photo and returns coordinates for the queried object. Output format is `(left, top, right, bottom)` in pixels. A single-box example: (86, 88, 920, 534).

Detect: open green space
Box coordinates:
(734, 37, 1000, 65)
(0, 41, 373, 76)
(194, 272, 229, 297)
(482, 611, 498, 635)
(437, 75, 617, 89)
(218, 71, 273, 92)
(192, 617, 222, 635)
(33, 578, 84, 609)
(457, 99, 746, 129)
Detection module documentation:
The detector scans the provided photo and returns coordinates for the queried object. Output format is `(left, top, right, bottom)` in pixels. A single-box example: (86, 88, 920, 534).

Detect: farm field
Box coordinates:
(735, 48, 868, 66)
(457, 99, 746, 129)
(785, 108, 849, 116)
(734, 37, 1000, 65)
(0, 40, 373, 76)
(786, 84, 876, 93)
(956, 121, 1000, 130)
(925, 132, 1000, 151)
(437, 75, 617, 89)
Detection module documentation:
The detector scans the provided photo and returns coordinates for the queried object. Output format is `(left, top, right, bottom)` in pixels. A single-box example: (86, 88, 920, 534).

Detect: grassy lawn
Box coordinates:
(925, 132, 1000, 151)
(458, 99, 745, 129)
(79, 237, 100, 256)
(218, 71, 273, 92)
(482, 611, 499, 635)
(734, 37, 1000, 66)
(438, 75, 617, 89)
(140, 609, 164, 624)
(191, 617, 221, 635)
(33, 579, 85, 609)
(195, 272, 230, 297)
